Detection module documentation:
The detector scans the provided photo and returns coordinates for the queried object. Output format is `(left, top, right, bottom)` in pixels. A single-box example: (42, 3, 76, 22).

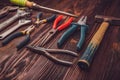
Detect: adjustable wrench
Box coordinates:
(0, 8, 30, 31)
(0, 6, 19, 18)
(0, 19, 31, 39)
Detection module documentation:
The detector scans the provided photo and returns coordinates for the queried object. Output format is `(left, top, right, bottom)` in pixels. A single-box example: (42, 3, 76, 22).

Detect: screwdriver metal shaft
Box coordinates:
(33, 3, 78, 17)
(10, 0, 78, 17)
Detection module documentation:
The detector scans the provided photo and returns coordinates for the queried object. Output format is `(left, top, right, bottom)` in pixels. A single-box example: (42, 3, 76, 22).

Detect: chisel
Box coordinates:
(10, 0, 78, 17)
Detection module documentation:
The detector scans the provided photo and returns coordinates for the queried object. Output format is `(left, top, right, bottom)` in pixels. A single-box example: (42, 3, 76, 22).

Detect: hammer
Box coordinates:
(77, 15, 120, 70)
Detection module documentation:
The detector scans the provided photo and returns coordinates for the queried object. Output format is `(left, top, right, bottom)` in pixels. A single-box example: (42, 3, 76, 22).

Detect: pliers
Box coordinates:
(0, 6, 19, 18)
(2, 12, 56, 50)
(57, 16, 88, 51)
(39, 15, 74, 46)
(27, 45, 78, 66)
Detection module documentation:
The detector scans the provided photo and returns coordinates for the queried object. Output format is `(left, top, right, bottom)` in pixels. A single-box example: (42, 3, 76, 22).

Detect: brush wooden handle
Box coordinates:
(78, 21, 109, 70)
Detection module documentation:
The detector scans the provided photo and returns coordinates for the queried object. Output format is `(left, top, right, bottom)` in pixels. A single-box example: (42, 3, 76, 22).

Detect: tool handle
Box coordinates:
(0, 19, 31, 39)
(57, 23, 78, 48)
(0, 24, 21, 39)
(2, 32, 23, 46)
(57, 17, 73, 31)
(46, 14, 56, 22)
(37, 12, 42, 20)
(53, 15, 63, 29)
(17, 34, 30, 50)
(78, 21, 109, 70)
(10, 0, 34, 7)
(77, 25, 88, 51)
(0, 14, 18, 31)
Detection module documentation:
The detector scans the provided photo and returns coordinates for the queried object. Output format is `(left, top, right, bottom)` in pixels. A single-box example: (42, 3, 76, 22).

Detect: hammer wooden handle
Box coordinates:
(78, 21, 109, 70)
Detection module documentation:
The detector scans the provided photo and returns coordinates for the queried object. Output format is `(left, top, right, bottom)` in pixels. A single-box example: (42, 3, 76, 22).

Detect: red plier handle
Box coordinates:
(52, 15, 74, 31)
(52, 15, 63, 29)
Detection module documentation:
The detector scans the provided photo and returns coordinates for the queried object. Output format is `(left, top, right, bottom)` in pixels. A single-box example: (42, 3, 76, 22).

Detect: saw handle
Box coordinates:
(78, 21, 109, 70)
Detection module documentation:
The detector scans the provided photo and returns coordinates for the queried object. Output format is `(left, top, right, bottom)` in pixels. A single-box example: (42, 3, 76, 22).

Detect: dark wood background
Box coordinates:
(0, 0, 120, 80)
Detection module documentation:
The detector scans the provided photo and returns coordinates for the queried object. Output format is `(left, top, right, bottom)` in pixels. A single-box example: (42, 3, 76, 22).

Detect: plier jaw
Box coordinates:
(39, 28, 57, 47)
(34, 14, 56, 27)
(22, 25, 35, 34)
(39, 15, 73, 47)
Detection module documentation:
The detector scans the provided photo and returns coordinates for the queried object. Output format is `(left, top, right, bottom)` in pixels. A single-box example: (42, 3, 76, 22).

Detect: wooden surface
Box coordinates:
(0, 0, 120, 80)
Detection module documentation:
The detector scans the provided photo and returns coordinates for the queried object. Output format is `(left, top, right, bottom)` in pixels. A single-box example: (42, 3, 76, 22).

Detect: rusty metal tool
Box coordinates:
(2, 12, 56, 50)
(78, 15, 120, 70)
(0, 19, 31, 39)
(39, 15, 73, 47)
(0, 6, 19, 18)
(57, 16, 88, 51)
(10, 0, 78, 17)
(0, 8, 30, 31)
(27, 45, 78, 66)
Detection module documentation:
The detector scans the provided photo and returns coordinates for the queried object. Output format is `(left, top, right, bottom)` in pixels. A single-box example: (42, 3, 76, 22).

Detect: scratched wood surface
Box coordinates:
(0, 0, 120, 80)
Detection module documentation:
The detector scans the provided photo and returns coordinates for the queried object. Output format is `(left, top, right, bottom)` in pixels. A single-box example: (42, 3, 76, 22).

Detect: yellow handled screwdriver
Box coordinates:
(10, 0, 78, 17)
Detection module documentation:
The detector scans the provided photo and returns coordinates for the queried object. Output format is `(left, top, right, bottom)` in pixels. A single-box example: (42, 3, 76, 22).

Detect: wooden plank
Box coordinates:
(0, 0, 120, 80)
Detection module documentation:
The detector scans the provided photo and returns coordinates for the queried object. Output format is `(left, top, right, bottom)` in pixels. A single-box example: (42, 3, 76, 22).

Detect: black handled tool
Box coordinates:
(27, 45, 78, 66)
(2, 25, 35, 50)
(2, 12, 56, 50)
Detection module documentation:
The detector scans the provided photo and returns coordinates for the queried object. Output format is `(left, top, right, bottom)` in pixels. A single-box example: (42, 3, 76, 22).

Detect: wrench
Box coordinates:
(0, 19, 31, 39)
(0, 6, 19, 18)
(0, 9, 30, 31)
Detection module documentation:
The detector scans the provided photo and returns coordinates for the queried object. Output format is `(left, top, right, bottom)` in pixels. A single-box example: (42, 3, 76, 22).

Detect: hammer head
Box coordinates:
(95, 15, 120, 25)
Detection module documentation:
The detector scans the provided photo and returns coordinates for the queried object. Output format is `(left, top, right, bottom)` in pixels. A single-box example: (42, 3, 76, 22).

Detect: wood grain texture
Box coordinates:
(0, 0, 120, 80)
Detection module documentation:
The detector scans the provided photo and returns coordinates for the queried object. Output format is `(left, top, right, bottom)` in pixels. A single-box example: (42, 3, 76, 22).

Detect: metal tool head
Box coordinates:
(1, 6, 18, 12)
(95, 15, 120, 25)
(77, 16, 87, 25)
(17, 8, 31, 17)
(0, 6, 19, 18)
(39, 29, 57, 47)
(24, 25, 35, 34)
(18, 19, 31, 27)
(8, 6, 19, 11)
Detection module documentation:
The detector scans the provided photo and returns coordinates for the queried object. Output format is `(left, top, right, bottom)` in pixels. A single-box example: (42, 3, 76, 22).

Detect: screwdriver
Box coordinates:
(10, 0, 78, 17)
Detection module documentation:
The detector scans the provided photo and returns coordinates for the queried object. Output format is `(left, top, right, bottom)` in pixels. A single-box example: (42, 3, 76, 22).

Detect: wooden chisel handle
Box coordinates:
(78, 21, 109, 70)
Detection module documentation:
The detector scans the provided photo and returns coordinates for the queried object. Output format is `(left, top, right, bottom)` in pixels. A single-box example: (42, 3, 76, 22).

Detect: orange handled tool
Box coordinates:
(39, 15, 74, 47)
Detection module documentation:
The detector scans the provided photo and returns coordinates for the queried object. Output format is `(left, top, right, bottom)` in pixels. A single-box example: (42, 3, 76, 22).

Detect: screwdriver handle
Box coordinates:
(78, 21, 109, 70)
(10, 0, 34, 7)
(57, 17, 73, 31)
(77, 25, 88, 51)
(57, 23, 79, 48)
